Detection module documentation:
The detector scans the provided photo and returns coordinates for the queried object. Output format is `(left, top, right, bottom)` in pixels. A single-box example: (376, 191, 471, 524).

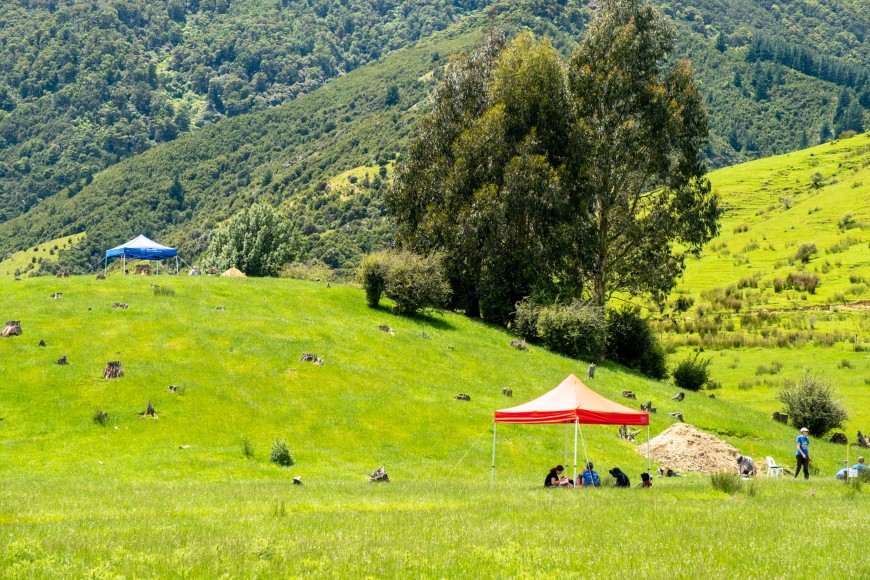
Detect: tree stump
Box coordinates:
(510, 340, 528, 351)
(56, 355, 68, 365)
(56, 269, 69, 278)
(378, 324, 394, 335)
(617, 425, 641, 441)
(829, 432, 848, 445)
(38, 339, 46, 347)
(1, 321, 21, 337)
(621, 390, 636, 399)
(672, 392, 685, 402)
(168, 385, 178, 393)
(50, 292, 63, 299)
(454, 393, 471, 401)
(300, 353, 324, 365)
(857, 431, 870, 448)
(142, 400, 156, 417)
(293, 476, 303, 486)
(112, 303, 129, 309)
(708, 394, 716, 399)
(369, 466, 389, 483)
(502, 387, 513, 397)
(640, 401, 656, 413)
(668, 411, 684, 422)
(95, 273, 106, 280)
(134, 265, 151, 275)
(587, 363, 596, 379)
(215, 306, 227, 310)
(771, 411, 789, 424)
(103, 361, 124, 379)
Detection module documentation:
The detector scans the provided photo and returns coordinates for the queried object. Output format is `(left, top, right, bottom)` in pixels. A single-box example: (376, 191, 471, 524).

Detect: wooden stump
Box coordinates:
(134, 265, 151, 275)
(668, 411, 684, 422)
(617, 425, 641, 441)
(857, 431, 870, 448)
(112, 303, 129, 309)
(95, 273, 106, 280)
(103, 361, 124, 379)
(454, 393, 471, 401)
(640, 401, 657, 413)
(771, 411, 789, 424)
(501, 387, 513, 397)
(369, 467, 389, 483)
(672, 392, 685, 402)
(708, 394, 716, 399)
(38, 339, 46, 347)
(300, 353, 324, 365)
(829, 432, 848, 445)
(142, 400, 156, 417)
(50, 292, 63, 299)
(56, 355, 68, 365)
(293, 476, 303, 486)
(509, 340, 528, 351)
(587, 363, 596, 379)
(621, 390, 636, 399)
(1, 321, 22, 337)
(56, 269, 69, 278)
(378, 325, 394, 335)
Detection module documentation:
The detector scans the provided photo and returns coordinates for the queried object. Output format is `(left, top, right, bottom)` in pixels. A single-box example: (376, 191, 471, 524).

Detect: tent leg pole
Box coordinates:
(176, 256, 179, 275)
(123, 256, 126, 275)
(491, 422, 497, 489)
(573, 419, 578, 486)
(647, 424, 651, 475)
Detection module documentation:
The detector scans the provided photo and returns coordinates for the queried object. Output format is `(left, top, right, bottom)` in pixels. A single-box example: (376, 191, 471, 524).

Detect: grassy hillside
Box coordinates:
(0, 234, 84, 279)
(1, 275, 868, 575)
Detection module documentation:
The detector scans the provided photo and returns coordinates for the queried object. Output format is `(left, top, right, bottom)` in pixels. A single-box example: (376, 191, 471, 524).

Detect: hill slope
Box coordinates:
(0, 0, 868, 271)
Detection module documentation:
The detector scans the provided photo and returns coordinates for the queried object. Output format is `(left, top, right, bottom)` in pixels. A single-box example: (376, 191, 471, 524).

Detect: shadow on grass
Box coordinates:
(368, 304, 456, 331)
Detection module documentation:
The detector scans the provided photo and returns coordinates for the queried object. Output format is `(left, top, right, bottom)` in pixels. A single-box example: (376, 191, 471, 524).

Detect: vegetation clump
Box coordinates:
(710, 471, 742, 494)
(514, 299, 607, 361)
(672, 352, 712, 392)
(359, 251, 449, 315)
(794, 243, 817, 263)
(269, 438, 294, 467)
(777, 371, 848, 437)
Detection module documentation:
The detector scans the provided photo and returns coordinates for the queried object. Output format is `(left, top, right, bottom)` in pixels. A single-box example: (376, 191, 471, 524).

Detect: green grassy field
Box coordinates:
(0, 234, 84, 279)
(1, 275, 868, 576)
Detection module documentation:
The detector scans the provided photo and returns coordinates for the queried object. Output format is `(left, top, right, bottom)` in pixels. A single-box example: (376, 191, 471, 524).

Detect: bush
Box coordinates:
(92, 409, 112, 426)
(359, 253, 389, 307)
(241, 435, 255, 459)
(672, 352, 712, 392)
(513, 298, 541, 340)
(152, 285, 175, 296)
(786, 272, 819, 293)
(606, 307, 668, 380)
(777, 371, 848, 437)
(534, 301, 606, 361)
(359, 251, 449, 315)
(269, 438, 294, 467)
(794, 243, 817, 263)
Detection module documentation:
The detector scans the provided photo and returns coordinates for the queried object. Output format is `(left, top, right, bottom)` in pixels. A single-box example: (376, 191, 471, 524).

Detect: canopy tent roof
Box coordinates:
(494, 374, 649, 426)
(106, 235, 177, 260)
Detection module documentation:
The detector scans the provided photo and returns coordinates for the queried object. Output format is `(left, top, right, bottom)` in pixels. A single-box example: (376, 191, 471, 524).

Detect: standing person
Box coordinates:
(795, 427, 810, 479)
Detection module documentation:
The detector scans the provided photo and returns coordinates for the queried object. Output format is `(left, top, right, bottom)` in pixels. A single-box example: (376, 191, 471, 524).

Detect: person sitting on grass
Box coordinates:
(736, 454, 756, 477)
(853, 456, 868, 472)
(578, 462, 600, 487)
(609, 467, 630, 488)
(544, 465, 572, 488)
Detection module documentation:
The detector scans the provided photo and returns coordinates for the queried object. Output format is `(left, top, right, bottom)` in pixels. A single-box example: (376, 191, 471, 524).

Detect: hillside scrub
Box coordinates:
(359, 250, 449, 315)
(672, 352, 712, 392)
(514, 298, 607, 361)
(605, 307, 668, 380)
(777, 371, 848, 437)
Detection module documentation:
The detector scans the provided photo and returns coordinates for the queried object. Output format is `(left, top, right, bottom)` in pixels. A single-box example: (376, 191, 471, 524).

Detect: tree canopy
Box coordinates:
(388, 0, 721, 323)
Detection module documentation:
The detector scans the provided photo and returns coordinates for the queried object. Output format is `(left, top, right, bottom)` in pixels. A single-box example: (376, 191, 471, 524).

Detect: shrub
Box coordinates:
(269, 438, 294, 467)
(241, 435, 255, 459)
(513, 298, 540, 340)
(710, 472, 741, 494)
(794, 243, 817, 264)
(777, 371, 848, 437)
(606, 307, 668, 380)
(672, 352, 712, 392)
(359, 253, 389, 307)
(92, 409, 112, 426)
(786, 272, 819, 293)
(358, 251, 450, 315)
(152, 285, 175, 296)
(535, 301, 606, 361)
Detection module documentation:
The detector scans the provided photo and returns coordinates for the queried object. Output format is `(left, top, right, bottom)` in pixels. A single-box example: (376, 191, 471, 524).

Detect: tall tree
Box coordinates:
(567, 0, 720, 306)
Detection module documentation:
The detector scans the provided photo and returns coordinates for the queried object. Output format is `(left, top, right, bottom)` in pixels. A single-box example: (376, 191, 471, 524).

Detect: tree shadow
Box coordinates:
(369, 304, 456, 331)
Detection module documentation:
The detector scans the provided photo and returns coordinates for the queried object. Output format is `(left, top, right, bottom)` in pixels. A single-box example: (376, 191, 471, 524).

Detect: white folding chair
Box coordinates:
(766, 456, 784, 478)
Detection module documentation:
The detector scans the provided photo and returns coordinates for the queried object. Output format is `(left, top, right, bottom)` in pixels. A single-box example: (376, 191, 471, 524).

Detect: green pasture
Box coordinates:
(676, 132, 870, 310)
(1, 275, 867, 575)
(0, 234, 84, 279)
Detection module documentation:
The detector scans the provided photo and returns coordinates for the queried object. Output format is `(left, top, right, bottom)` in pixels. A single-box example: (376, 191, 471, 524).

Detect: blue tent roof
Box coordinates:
(106, 235, 177, 260)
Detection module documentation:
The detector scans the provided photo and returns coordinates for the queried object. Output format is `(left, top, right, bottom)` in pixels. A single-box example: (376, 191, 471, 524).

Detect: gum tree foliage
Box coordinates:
(202, 203, 299, 277)
(389, 0, 721, 324)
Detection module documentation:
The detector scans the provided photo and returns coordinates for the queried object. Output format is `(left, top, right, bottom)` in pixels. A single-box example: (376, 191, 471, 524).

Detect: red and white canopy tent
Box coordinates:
(492, 374, 650, 485)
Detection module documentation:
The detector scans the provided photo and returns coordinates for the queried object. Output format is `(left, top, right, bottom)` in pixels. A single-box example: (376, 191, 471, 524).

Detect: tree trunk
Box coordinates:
(103, 361, 124, 379)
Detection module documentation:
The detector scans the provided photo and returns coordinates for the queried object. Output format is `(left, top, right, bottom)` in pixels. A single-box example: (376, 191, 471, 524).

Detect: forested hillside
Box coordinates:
(0, 0, 867, 272)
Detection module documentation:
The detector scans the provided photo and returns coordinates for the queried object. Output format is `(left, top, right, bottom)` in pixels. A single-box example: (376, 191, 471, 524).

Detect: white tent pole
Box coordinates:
(104, 256, 107, 276)
(573, 418, 579, 486)
(647, 424, 651, 475)
(491, 422, 497, 489)
(176, 255, 179, 275)
(579, 422, 590, 482)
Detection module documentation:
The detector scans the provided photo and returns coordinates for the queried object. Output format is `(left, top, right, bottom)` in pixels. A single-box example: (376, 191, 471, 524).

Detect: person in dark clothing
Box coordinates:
(544, 465, 572, 487)
(795, 427, 811, 479)
(609, 467, 630, 488)
(638, 472, 653, 488)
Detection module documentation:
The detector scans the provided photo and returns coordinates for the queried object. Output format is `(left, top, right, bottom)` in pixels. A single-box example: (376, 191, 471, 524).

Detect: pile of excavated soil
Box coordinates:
(637, 423, 739, 473)
(221, 267, 247, 278)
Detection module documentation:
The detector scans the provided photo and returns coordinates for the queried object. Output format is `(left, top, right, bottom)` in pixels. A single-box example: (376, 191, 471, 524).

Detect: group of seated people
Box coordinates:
(545, 463, 652, 488)
(836, 456, 868, 479)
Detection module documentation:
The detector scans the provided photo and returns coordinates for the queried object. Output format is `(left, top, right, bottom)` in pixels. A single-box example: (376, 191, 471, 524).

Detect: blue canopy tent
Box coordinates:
(105, 234, 178, 275)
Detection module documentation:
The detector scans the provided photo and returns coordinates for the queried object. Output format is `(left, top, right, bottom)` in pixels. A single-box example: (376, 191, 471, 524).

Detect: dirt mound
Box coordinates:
(221, 267, 247, 278)
(637, 423, 738, 473)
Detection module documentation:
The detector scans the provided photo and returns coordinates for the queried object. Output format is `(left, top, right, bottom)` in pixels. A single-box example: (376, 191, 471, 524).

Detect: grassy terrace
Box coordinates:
(1, 275, 867, 575)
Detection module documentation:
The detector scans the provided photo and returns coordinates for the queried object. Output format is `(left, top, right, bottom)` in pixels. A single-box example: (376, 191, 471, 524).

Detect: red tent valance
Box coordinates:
(494, 374, 649, 426)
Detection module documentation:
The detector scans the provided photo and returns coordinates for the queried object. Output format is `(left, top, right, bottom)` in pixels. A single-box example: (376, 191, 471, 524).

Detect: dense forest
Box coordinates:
(0, 0, 867, 272)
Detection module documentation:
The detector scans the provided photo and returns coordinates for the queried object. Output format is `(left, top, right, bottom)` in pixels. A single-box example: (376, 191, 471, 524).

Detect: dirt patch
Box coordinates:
(637, 423, 738, 473)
